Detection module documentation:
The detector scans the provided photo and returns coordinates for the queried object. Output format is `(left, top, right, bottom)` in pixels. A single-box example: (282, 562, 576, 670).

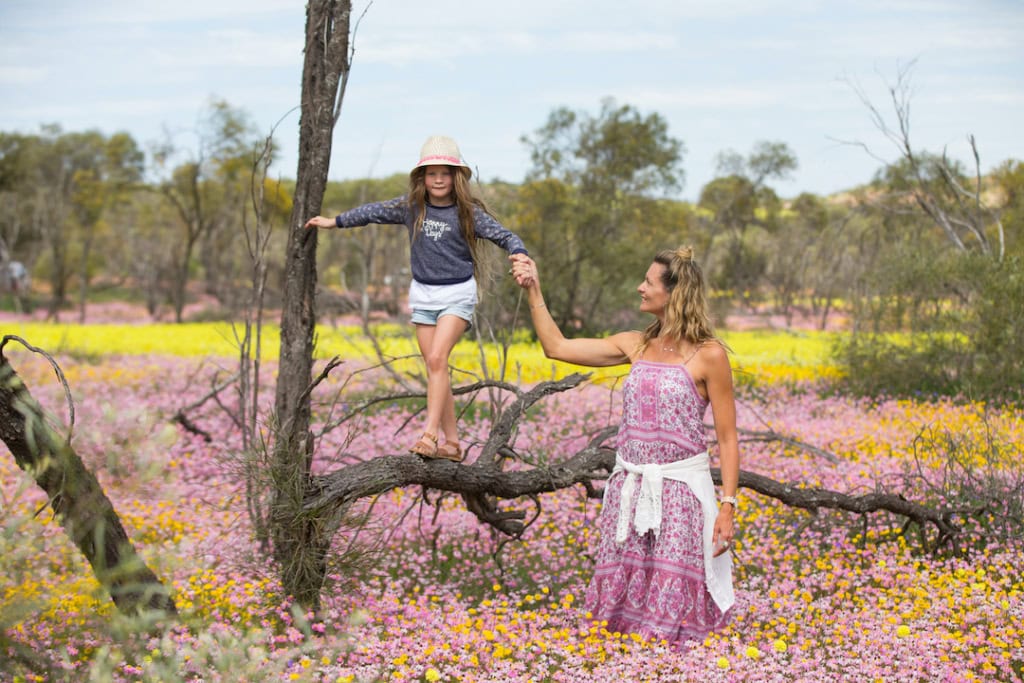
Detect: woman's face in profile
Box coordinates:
(638, 262, 669, 315)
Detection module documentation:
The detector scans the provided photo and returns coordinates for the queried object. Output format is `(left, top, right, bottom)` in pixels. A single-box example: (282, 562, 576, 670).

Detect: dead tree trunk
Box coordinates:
(271, 0, 352, 610)
(0, 338, 177, 617)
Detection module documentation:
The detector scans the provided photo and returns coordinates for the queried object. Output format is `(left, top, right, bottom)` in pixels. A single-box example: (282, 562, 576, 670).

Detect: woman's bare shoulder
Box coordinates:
(611, 330, 644, 359)
(695, 338, 733, 367)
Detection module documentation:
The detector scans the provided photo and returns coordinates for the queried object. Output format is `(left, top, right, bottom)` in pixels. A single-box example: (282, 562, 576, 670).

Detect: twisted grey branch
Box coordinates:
(304, 389, 962, 549)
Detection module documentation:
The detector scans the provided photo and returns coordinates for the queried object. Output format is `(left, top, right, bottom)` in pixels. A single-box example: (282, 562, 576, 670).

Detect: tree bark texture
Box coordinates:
(272, 0, 352, 609)
(0, 345, 177, 617)
(304, 435, 961, 551)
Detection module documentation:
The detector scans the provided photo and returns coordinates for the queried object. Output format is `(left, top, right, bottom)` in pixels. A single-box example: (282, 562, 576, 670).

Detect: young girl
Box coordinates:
(306, 135, 530, 461)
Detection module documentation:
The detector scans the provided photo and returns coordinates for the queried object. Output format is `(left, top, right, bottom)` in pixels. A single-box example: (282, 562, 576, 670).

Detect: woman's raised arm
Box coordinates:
(510, 254, 635, 368)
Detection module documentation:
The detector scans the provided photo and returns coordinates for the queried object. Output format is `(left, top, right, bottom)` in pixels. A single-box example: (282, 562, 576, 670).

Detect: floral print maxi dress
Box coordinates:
(584, 360, 731, 647)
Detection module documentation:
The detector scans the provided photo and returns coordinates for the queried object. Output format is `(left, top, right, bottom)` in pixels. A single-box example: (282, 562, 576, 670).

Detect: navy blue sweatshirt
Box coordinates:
(334, 196, 528, 285)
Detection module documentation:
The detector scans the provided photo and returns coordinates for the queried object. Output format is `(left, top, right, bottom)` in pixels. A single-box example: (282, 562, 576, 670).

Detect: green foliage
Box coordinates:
(523, 98, 685, 195)
(992, 159, 1024, 257)
(870, 150, 964, 193)
(2, 103, 1022, 402)
(152, 99, 271, 322)
(697, 141, 797, 300)
(836, 253, 1024, 401)
(833, 332, 963, 397)
(517, 99, 687, 333)
(960, 254, 1024, 396)
(0, 125, 146, 314)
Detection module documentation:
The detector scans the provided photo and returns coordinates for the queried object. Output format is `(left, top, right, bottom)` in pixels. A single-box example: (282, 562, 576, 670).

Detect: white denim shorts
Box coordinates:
(410, 303, 475, 328)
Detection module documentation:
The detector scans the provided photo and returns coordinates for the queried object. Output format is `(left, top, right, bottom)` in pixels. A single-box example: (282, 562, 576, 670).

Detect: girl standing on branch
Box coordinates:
(511, 247, 738, 647)
(306, 136, 530, 461)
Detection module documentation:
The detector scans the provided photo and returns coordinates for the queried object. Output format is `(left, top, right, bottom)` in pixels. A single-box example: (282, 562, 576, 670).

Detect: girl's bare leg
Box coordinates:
(414, 314, 468, 446)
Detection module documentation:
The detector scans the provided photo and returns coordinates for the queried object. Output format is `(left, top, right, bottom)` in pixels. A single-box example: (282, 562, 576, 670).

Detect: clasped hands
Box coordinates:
(509, 253, 537, 289)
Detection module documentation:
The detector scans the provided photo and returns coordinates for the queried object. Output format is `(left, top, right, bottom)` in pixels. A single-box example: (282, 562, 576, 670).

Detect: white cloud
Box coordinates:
(633, 87, 787, 109)
(0, 65, 47, 85)
(559, 31, 678, 53)
(147, 30, 303, 69)
(52, 0, 298, 26)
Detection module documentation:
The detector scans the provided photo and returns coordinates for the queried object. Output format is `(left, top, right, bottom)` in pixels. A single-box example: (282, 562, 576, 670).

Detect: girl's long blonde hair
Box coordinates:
(638, 246, 718, 355)
(407, 165, 492, 274)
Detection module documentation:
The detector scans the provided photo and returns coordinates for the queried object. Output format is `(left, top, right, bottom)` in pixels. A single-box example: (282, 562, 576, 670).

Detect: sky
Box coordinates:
(1, 0, 1022, 201)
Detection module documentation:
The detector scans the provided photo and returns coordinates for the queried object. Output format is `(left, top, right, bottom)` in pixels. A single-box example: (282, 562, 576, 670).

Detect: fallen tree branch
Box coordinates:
(735, 469, 960, 551)
(169, 359, 933, 549)
(305, 445, 961, 550)
(172, 410, 213, 443)
(734, 425, 842, 464)
(475, 373, 590, 467)
(171, 370, 241, 442)
(295, 371, 942, 548)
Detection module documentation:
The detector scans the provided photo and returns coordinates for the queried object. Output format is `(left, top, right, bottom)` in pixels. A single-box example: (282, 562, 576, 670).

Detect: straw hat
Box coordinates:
(413, 135, 469, 170)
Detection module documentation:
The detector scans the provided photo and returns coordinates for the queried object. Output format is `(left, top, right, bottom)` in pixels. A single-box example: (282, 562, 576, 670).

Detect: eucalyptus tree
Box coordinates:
(0, 133, 41, 307)
(153, 100, 261, 322)
(70, 132, 144, 321)
(0, 128, 74, 316)
(0, 133, 37, 264)
(519, 98, 685, 333)
(697, 141, 797, 303)
(763, 193, 858, 329)
(0, 127, 143, 319)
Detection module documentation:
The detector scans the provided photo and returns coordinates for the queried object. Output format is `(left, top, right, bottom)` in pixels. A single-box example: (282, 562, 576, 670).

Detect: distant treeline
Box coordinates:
(1, 98, 1021, 398)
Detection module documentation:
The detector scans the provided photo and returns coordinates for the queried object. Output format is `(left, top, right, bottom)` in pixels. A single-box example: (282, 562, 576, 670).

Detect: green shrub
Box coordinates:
(836, 254, 1024, 401)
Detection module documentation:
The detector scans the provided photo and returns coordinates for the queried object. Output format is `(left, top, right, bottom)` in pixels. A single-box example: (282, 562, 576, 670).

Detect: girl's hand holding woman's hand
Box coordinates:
(509, 254, 537, 288)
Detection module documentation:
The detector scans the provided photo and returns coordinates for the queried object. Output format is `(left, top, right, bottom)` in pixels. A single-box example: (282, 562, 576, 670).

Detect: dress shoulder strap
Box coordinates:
(681, 342, 704, 365)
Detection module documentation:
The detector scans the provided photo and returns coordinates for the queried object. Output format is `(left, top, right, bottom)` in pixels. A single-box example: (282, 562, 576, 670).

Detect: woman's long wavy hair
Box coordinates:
(638, 246, 719, 356)
(407, 165, 490, 275)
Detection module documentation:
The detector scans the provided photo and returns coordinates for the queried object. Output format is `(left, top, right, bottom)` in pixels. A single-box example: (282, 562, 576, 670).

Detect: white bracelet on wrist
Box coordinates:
(720, 495, 738, 509)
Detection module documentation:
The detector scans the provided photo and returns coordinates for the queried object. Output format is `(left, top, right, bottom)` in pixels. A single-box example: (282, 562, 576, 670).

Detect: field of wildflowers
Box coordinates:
(1, 320, 1022, 682)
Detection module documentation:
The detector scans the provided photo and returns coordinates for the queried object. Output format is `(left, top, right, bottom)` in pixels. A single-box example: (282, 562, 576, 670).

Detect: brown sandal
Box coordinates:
(434, 442, 463, 462)
(410, 432, 438, 457)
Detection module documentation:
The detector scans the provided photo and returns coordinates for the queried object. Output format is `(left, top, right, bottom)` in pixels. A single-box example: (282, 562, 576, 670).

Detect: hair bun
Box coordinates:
(675, 246, 694, 261)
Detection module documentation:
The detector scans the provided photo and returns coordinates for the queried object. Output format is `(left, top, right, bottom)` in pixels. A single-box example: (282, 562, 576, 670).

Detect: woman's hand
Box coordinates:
(509, 253, 633, 367)
(509, 253, 537, 288)
(712, 505, 735, 558)
(304, 216, 335, 229)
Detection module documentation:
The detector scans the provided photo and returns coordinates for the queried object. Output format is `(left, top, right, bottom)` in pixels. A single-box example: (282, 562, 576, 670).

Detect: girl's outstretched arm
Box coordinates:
(511, 255, 635, 368)
(306, 197, 409, 231)
(474, 208, 529, 256)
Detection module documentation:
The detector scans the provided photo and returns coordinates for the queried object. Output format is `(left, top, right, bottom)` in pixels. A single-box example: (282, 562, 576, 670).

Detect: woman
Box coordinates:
(511, 247, 738, 647)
